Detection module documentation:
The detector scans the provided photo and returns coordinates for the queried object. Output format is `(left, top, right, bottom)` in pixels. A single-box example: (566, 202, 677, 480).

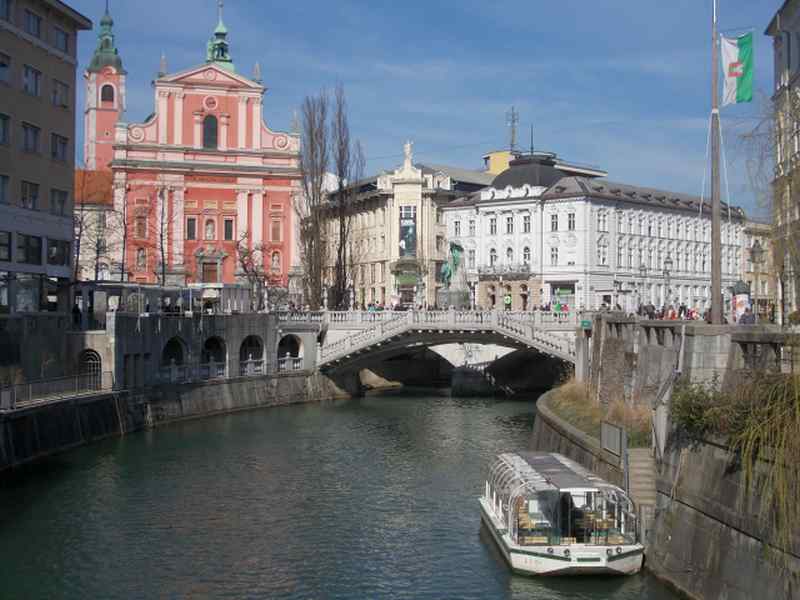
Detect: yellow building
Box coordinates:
(482, 150, 515, 175)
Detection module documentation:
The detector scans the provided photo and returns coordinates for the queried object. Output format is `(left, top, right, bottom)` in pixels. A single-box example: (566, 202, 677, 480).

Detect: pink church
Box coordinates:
(83, 3, 300, 288)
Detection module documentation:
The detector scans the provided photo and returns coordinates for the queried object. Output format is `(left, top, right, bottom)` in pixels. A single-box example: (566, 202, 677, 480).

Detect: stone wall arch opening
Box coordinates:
(162, 336, 187, 367)
(201, 336, 227, 378)
(240, 335, 264, 375)
(78, 349, 102, 389)
(277, 334, 303, 372)
(202, 336, 226, 363)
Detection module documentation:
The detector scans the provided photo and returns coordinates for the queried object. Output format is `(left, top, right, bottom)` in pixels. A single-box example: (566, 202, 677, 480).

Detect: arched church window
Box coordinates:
(203, 115, 218, 149)
(205, 219, 215, 241)
(271, 252, 281, 272)
(101, 84, 114, 103)
(136, 248, 146, 269)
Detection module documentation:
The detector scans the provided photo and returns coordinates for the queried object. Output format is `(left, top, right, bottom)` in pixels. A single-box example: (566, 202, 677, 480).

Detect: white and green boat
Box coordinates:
(480, 452, 644, 576)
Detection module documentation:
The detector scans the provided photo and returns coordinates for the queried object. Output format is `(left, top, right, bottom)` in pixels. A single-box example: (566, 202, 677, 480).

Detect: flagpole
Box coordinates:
(710, 0, 723, 324)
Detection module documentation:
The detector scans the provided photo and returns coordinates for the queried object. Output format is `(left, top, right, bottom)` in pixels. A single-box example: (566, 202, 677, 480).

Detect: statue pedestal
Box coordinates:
(436, 288, 470, 309)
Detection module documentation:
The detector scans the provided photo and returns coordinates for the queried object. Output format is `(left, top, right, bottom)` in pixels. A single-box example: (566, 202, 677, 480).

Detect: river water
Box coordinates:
(0, 393, 678, 599)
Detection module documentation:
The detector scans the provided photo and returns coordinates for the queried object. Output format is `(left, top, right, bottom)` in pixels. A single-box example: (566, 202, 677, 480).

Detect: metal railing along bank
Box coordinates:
(0, 371, 115, 411)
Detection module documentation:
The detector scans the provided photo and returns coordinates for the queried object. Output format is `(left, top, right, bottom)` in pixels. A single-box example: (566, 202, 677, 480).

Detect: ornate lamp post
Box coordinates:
(750, 240, 764, 323)
(638, 263, 647, 309)
(663, 254, 673, 308)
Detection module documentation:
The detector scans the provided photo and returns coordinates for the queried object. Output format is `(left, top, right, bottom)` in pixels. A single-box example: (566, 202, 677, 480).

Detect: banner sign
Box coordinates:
(399, 206, 417, 257)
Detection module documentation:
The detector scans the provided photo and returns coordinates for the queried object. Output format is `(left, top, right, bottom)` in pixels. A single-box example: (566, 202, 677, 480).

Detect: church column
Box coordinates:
(236, 189, 248, 245)
(157, 90, 169, 145)
(238, 97, 248, 149)
(219, 114, 230, 151)
(251, 190, 264, 252)
(172, 188, 185, 267)
(251, 100, 262, 149)
(192, 111, 203, 149)
(174, 91, 185, 146)
(155, 186, 164, 278)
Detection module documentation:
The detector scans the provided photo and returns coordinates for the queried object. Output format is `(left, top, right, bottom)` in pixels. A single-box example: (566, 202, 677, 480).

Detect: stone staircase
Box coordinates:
(627, 448, 657, 509)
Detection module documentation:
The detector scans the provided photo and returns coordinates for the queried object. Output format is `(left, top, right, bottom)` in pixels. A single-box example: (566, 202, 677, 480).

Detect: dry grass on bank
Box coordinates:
(547, 378, 651, 448)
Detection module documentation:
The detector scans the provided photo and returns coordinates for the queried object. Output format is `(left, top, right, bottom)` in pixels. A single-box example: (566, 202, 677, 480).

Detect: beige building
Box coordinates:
(321, 142, 493, 308)
(767, 1, 800, 322)
(741, 220, 777, 322)
(0, 0, 91, 313)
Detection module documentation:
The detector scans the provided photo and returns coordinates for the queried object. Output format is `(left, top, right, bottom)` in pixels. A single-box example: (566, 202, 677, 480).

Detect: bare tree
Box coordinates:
(742, 92, 800, 321)
(296, 91, 329, 309)
(73, 167, 113, 280)
(330, 84, 365, 309)
(236, 235, 266, 311)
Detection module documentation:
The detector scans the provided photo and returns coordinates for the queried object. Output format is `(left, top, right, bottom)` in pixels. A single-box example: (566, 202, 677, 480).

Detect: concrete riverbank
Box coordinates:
(0, 371, 351, 473)
(530, 391, 800, 600)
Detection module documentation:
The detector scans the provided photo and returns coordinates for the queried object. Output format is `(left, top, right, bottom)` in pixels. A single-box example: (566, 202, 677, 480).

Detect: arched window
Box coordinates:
(489, 248, 497, 267)
(203, 115, 218, 149)
(271, 252, 281, 272)
(100, 84, 114, 103)
(506, 247, 513, 264)
(136, 248, 146, 269)
(523, 246, 531, 264)
(205, 219, 215, 240)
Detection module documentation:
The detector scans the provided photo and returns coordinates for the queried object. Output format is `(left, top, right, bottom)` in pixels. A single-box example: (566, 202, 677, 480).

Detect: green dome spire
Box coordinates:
(206, 0, 235, 72)
(88, 1, 125, 73)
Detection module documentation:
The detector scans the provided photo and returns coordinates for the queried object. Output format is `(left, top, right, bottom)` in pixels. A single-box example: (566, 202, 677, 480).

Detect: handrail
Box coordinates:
(0, 371, 115, 410)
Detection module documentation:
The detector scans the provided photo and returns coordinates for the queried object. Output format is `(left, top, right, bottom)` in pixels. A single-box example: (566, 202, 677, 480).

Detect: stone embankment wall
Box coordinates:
(530, 390, 624, 488)
(0, 371, 351, 474)
(648, 440, 800, 600)
(0, 392, 144, 472)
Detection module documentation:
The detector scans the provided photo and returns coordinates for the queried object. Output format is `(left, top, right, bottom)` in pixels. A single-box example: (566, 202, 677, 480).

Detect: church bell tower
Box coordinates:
(84, 3, 126, 171)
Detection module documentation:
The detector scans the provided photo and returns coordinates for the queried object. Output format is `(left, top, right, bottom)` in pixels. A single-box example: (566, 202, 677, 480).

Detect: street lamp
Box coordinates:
(663, 254, 673, 308)
(750, 240, 764, 323)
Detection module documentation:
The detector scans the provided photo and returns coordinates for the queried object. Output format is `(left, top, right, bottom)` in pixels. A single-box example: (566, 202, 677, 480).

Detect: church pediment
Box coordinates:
(160, 64, 262, 90)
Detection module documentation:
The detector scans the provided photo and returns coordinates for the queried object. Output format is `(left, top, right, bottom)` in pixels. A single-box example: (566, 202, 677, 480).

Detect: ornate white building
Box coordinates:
(443, 153, 746, 312)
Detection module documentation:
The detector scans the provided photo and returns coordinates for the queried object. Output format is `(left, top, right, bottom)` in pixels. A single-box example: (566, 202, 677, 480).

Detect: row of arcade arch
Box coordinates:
(160, 333, 305, 379)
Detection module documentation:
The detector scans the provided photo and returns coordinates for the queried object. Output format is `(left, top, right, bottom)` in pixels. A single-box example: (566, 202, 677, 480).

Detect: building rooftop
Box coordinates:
(542, 176, 745, 217)
(418, 163, 495, 187)
(74, 169, 114, 206)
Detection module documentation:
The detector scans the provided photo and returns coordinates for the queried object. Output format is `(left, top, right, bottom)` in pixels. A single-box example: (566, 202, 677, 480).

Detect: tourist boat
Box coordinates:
(479, 452, 644, 576)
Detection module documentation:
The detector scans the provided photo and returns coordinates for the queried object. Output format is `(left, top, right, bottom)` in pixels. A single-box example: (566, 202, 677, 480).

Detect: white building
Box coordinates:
(443, 153, 745, 312)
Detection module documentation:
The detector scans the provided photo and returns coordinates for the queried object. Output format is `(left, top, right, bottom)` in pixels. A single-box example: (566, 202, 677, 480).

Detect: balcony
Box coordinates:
(477, 263, 532, 280)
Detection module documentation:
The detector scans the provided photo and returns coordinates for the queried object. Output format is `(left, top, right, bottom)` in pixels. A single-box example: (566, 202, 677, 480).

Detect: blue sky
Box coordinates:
(69, 0, 779, 218)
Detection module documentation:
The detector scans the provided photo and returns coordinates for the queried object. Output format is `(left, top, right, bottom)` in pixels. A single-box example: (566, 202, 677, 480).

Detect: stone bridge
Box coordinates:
(313, 310, 578, 372)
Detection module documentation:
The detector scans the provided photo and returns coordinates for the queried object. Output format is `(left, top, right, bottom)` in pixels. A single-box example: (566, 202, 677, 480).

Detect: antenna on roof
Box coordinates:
(529, 124, 534, 156)
(505, 106, 519, 153)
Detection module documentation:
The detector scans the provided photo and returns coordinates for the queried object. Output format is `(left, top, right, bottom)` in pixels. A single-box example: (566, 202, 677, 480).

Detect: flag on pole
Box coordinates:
(721, 32, 753, 106)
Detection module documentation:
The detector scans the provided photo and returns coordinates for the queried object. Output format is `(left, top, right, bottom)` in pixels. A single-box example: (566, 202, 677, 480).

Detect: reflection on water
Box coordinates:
(0, 394, 678, 599)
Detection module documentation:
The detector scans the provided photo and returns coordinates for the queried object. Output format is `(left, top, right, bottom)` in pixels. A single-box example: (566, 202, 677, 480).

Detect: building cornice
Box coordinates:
(111, 159, 300, 178)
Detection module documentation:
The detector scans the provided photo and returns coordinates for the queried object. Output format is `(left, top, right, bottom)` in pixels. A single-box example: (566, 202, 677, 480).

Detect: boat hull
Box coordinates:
(479, 497, 644, 576)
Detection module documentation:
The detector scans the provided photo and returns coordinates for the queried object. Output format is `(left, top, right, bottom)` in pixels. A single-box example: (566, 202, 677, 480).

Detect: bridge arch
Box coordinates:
(162, 336, 187, 366)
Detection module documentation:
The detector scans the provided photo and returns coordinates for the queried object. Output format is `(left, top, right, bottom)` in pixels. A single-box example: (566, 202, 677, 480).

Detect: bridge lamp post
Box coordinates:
(750, 240, 764, 324)
(663, 254, 673, 308)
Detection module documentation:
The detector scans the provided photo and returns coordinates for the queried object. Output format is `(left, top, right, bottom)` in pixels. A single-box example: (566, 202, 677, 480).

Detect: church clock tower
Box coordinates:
(84, 4, 126, 171)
